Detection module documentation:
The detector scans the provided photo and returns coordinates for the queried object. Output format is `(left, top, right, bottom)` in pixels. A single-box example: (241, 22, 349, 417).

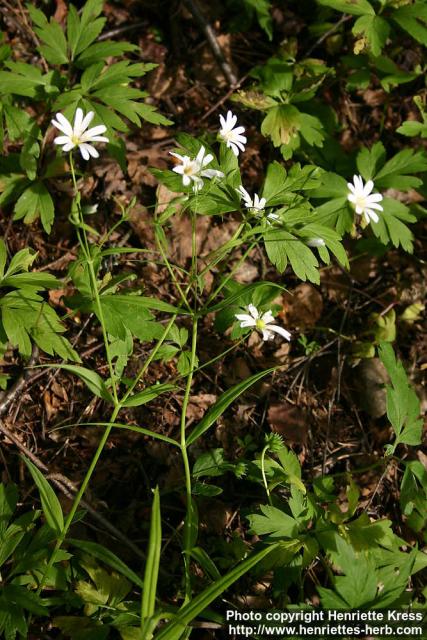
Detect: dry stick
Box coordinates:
(98, 20, 146, 42)
(306, 14, 352, 57)
(0, 418, 147, 561)
(182, 0, 238, 87)
(0, 345, 39, 416)
(0, 352, 146, 560)
(200, 73, 248, 121)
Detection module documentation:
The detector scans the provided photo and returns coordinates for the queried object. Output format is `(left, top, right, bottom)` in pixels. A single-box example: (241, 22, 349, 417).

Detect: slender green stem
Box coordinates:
(204, 240, 257, 309)
(180, 316, 198, 603)
(120, 315, 177, 404)
(69, 153, 119, 405)
(154, 224, 192, 312)
(37, 404, 119, 594)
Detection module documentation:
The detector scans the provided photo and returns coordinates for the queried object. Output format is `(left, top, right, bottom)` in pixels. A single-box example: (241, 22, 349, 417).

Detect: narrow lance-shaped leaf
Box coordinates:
(68, 538, 144, 589)
(187, 368, 276, 445)
(153, 543, 279, 640)
(22, 457, 64, 535)
(41, 364, 114, 403)
(141, 487, 162, 635)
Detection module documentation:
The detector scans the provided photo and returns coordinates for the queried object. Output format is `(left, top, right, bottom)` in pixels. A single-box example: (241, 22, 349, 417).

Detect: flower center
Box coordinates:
(256, 318, 266, 330)
(354, 195, 367, 210)
(71, 134, 81, 145)
(183, 162, 197, 176)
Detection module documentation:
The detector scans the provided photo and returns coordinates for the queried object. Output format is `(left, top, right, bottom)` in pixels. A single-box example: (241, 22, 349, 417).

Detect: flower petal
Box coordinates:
(362, 179, 374, 196)
(262, 328, 273, 341)
(247, 304, 259, 319)
(82, 124, 107, 139)
(367, 193, 383, 203)
(73, 108, 84, 136)
(366, 201, 383, 211)
(268, 324, 291, 341)
(52, 113, 73, 136)
(79, 143, 90, 161)
(54, 135, 72, 146)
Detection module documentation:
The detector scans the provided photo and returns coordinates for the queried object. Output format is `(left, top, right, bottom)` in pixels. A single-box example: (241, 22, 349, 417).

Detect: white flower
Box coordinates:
(236, 186, 266, 212)
(236, 186, 279, 225)
(52, 108, 109, 160)
(306, 237, 326, 247)
(219, 110, 247, 156)
(170, 146, 224, 191)
(347, 174, 383, 224)
(235, 304, 291, 342)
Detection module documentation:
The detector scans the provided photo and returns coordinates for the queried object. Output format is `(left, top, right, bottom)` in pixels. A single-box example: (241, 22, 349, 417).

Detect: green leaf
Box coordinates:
(356, 142, 386, 180)
(67, 0, 105, 60)
(392, 3, 427, 45)
(352, 15, 390, 57)
(248, 505, 299, 538)
(317, 0, 375, 16)
(189, 547, 221, 581)
(374, 149, 427, 190)
(141, 487, 161, 624)
(22, 457, 64, 535)
(264, 229, 320, 283)
(122, 383, 176, 407)
(46, 365, 114, 403)
(317, 536, 378, 608)
(76, 41, 139, 68)
(153, 544, 279, 640)
(261, 104, 301, 148)
(68, 538, 144, 588)
(13, 182, 55, 234)
(397, 119, 427, 139)
(371, 198, 415, 253)
(0, 483, 18, 536)
(242, 0, 273, 39)
(187, 368, 276, 445)
(378, 343, 423, 452)
(27, 4, 68, 65)
(2, 584, 48, 617)
(0, 66, 49, 98)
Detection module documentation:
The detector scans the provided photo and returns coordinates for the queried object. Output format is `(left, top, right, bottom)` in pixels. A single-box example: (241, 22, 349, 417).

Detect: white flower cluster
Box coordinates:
(49, 106, 384, 347)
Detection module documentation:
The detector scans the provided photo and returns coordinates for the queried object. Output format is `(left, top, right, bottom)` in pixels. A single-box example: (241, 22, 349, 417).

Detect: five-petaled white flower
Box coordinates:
(219, 110, 247, 156)
(347, 174, 383, 224)
(52, 108, 109, 160)
(170, 146, 224, 191)
(235, 304, 291, 342)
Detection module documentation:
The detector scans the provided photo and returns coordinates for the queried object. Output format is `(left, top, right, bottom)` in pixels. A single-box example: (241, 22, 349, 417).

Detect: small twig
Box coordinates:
(0, 418, 146, 562)
(0, 345, 39, 417)
(98, 21, 146, 42)
(200, 73, 248, 121)
(306, 14, 352, 57)
(182, 0, 238, 87)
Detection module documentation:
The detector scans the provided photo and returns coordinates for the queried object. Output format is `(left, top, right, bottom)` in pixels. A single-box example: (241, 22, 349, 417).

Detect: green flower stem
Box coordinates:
(204, 240, 257, 309)
(154, 224, 192, 312)
(180, 315, 198, 603)
(37, 315, 178, 595)
(197, 223, 245, 281)
(120, 315, 177, 404)
(69, 153, 119, 406)
(36, 406, 119, 594)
